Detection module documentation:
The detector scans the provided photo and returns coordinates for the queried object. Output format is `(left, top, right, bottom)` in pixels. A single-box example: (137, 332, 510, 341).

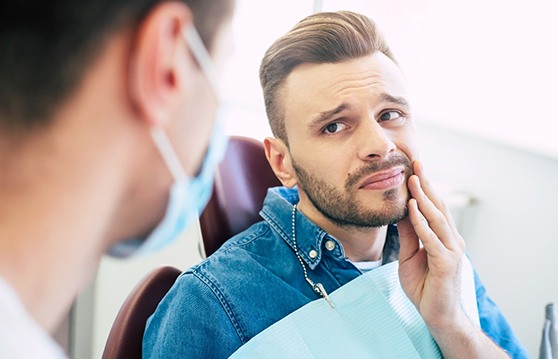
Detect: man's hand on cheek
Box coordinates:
(397, 160, 466, 334)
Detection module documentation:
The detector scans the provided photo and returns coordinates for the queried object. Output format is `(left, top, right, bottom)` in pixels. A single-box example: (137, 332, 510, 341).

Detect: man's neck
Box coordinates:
(0, 113, 135, 332)
(296, 200, 388, 262)
(0, 187, 104, 332)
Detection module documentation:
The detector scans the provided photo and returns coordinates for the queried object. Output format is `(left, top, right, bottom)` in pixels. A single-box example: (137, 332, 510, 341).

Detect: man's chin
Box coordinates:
(344, 200, 408, 228)
(388, 205, 409, 225)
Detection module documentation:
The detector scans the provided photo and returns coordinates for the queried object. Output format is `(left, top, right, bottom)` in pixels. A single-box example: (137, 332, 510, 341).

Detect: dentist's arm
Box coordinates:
(397, 160, 509, 359)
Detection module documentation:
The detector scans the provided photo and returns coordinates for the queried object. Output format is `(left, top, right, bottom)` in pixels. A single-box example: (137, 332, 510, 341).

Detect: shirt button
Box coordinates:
(309, 250, 318, 259)
(325, 240, 336, 251)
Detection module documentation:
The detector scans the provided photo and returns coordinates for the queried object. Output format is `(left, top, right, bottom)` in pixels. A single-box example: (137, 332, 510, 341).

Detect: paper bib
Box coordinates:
(230, 256, 479, 358)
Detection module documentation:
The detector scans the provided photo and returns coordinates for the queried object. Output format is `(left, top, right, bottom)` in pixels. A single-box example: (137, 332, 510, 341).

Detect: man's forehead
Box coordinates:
(281, 53, 408, 119)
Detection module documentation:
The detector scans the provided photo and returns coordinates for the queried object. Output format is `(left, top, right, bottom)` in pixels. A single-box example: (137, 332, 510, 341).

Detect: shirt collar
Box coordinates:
(260, 187, 331, 270)
(260, 186, 400, 270)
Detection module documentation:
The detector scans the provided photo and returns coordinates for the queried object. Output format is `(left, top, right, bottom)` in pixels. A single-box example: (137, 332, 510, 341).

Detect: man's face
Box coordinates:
(281, 52, 418, 229)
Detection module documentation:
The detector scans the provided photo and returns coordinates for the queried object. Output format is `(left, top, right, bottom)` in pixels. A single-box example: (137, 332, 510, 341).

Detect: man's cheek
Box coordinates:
(398, 140, 419, 171)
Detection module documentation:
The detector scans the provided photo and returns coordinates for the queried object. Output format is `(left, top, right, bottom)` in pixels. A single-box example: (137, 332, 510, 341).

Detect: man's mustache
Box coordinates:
(345, 155, 412, 189)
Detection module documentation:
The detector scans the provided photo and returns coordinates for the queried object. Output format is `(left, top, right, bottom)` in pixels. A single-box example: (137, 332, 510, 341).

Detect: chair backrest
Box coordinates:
(101, 265, 181, 359)
(199, 136, 282, 257)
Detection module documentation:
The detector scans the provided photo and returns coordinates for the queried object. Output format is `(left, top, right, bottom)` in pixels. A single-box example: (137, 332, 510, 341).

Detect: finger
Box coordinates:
(397, 215, 420, 263)
(413, 161, 458, 230)
(407, 198, 446, 255)
(408, 175, 457, 250)
(412, 161, 444, 211)
(413, 161, 464, 247)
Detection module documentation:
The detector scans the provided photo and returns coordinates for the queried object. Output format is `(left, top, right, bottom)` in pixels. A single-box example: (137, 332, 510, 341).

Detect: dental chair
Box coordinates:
(101, 265, 181, 359)
(199, 135, 281, 257)
(102, 136, 280, 358)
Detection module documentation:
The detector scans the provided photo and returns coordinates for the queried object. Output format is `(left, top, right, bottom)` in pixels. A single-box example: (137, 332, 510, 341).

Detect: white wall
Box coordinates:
(418, 122, 558, 357)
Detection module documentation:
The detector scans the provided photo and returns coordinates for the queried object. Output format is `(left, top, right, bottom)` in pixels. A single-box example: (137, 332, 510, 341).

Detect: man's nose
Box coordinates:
(357, 117, 396, 161)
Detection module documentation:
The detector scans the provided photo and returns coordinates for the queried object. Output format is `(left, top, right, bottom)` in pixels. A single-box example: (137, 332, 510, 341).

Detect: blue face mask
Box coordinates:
(108, 25, 228, 258)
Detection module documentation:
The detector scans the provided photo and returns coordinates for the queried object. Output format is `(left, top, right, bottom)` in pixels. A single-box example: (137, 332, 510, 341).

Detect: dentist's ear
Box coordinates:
(264, 137, 298, 188)
(128, 2, 193, 127)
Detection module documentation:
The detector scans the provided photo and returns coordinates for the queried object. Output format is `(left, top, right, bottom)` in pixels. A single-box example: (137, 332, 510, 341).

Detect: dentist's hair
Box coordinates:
(259, 11, 397, 145)
(0, 0, 233, 132)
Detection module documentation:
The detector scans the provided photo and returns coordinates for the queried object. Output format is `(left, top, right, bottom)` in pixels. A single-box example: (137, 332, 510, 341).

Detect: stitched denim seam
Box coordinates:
(192, 271, 247, 344)
(261, 211, 291, 249)
(188, 223, 268, 273)
(265, 211, 328, 270)
(217, 224, 269, 253)
(188, 226, 273, 344)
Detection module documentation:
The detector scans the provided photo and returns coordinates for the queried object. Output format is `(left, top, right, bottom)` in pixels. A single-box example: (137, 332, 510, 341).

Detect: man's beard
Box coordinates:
(291, 154, 412, 229)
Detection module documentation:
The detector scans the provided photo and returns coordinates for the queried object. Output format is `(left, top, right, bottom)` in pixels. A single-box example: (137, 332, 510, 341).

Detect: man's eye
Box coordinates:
(379, 111, 402, 122)
(323, 122, 346, 134)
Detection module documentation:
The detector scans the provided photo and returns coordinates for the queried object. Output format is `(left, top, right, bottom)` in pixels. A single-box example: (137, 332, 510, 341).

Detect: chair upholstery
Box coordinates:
(199, 136, 281, 257)
(101, 265, 181, 359)
(102, 136, 279, 358)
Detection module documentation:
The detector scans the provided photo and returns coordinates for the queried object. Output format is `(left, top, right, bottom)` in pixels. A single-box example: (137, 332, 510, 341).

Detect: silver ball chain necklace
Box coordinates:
(292, 204, 335, 309)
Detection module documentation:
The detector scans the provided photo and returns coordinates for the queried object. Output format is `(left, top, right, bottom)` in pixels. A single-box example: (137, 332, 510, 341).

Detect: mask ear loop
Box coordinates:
(182, 24, 222, 101)
(150, 25, 222, 183)
(150, 128, 188, 182)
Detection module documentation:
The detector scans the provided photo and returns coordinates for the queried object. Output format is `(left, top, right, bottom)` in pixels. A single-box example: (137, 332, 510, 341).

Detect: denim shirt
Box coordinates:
(143, 187, 530, 359)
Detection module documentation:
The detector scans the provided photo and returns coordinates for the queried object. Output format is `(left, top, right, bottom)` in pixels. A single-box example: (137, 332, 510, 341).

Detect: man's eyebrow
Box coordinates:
(308, 94, 409, 128)
(378, 93, 410, 109)
(309, 103, 352, 128)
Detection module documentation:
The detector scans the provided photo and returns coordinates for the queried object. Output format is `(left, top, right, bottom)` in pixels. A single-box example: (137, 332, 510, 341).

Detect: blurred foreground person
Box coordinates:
(0, 0, 234, 357)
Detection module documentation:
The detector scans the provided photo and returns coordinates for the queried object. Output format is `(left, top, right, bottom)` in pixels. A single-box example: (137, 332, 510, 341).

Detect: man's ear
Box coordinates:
(128, 2, 193, 126)
(264, 137, 298, 188)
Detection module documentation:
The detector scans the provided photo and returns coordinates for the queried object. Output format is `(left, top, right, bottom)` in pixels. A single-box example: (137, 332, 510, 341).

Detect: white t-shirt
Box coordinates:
(0, 277, 67, 359)
(350, 257, 383, 273)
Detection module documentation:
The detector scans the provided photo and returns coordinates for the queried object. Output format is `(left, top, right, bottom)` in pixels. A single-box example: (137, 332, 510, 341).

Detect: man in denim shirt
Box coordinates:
(144, 11, 529, 358)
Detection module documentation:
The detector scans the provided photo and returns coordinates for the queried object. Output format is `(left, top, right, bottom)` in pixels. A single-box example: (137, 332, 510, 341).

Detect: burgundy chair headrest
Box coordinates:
(199, 136, 281, 257)
(101, 266, 181, 359)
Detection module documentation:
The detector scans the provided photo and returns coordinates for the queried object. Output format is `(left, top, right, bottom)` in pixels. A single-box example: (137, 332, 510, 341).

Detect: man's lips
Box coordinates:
(357, 167, 406, 190)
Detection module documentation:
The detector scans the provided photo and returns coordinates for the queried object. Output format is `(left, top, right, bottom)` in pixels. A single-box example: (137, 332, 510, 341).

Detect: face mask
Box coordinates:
(108, 24, 228, 258)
